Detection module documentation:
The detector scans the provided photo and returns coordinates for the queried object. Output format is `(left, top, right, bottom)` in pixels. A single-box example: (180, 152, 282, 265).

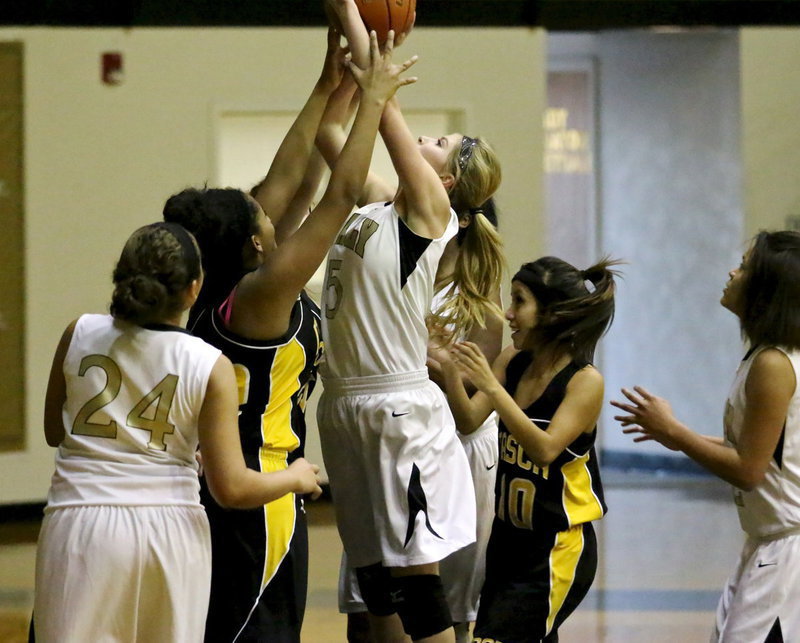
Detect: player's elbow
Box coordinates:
(206, 476, 250, 510)
(735, 468, 766, 492)
(526, 443, 562, 468)
(531, 451, 559, 468)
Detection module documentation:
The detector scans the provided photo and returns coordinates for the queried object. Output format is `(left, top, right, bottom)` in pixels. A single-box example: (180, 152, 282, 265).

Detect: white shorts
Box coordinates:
(336, 415, 498, 620)
(318, 371, 477, 568)
(34, 504, 211, 643)
(338, 551, 367, 614)
(439, 414, 498, 622)
(712, 530, 800, 642)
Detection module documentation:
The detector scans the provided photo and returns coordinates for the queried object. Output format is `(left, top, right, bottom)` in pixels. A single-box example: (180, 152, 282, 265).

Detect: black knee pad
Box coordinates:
(355, 563, 396, 617)
(391, 574, 453, 640)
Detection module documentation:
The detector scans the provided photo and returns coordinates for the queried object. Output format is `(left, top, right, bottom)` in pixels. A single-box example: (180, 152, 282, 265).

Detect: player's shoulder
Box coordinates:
(566, 363, 604, 396)
(747, 346, 795, 390)
(752, 346, 794, 370)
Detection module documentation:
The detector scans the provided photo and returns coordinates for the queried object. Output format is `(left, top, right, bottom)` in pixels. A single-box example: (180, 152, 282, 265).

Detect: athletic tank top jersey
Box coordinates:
(496, 352, 607, 533)
(190, 290, 322, 467)
(320, 201, 458, 379)
(47, 313, 221, 509)
(725, 345, 800, 539)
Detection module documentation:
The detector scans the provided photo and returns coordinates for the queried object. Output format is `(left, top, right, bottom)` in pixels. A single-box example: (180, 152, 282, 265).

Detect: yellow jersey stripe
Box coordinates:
(546, 525, 585, 635)
(561, 452, 605, 526)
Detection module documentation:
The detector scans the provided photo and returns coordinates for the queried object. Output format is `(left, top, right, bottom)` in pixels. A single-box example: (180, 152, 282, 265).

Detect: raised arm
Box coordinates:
(269, 149, 328, 244)
(250, 27, 346, 233)
(326, 0, 370, 67)
(241, 31, 417, 315)
(611, 348, 795, 491)
(378, 100, 453, 238)
(316, 72, 395, 206)
(328, 0, 448, 237)
(199, 355, 322, 509)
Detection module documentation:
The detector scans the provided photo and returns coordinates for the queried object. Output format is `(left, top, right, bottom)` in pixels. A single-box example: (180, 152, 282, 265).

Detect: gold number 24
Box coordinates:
(71, 354, 179, 452)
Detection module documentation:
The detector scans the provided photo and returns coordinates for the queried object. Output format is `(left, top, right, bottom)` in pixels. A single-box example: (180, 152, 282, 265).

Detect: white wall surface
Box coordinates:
(0, 26, 544, 503)
(595, 30, 744, 457)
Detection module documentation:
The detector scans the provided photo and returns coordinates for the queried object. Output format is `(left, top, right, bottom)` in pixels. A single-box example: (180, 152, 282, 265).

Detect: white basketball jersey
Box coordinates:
(47, 314, 221, 508)
(724, 345, 800, 538)
(321, 202, 458, 379)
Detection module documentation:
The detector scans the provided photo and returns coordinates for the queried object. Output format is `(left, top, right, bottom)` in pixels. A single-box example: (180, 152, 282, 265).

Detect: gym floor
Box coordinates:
(0, 471, 742, 642)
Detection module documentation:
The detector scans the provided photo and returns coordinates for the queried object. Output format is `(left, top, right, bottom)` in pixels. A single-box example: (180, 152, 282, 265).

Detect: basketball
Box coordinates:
(354, 0, 416, 44)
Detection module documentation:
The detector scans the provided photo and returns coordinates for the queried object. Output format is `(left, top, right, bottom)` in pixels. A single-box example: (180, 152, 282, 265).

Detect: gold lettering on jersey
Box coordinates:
(497, 472, 537, 530)
(126, 374, 178, 451)
(499, 431, 549, 479)
(72, 354, 121, 438)
(335, 216, 379, 258)
(71, 355, 179, 451)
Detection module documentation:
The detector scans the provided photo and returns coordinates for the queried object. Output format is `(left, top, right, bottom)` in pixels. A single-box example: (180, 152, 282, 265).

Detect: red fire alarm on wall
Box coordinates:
(101, 52, 123, 85)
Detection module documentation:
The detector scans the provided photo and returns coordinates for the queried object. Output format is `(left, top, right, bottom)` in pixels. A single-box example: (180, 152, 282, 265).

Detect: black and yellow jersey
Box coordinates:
(496, 351, 607, 534)
(191, 290, 322, 640)
(190, 290, 322, 470)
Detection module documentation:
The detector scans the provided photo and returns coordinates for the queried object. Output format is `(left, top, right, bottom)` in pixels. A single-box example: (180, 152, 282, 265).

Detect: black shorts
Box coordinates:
(473, 519, 598, 643)
(201, 480, 308, 643)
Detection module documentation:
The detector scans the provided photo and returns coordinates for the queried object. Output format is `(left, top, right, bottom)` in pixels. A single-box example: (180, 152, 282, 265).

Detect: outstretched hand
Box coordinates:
(347, 30, 418, 104)
(610, 386, 682, 451)
(451, 341, 499, 394)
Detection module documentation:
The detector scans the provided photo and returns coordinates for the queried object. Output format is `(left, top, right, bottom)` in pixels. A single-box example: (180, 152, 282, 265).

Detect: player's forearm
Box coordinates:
(316, 77, 359, 170)
(441, 360, 484, 433)
(670, 424, 762, 490)
(213, 468, 299, 509)
(485, 386, 562, 466)
(334, 0, 370, 68)
(324, 95, 385, 206)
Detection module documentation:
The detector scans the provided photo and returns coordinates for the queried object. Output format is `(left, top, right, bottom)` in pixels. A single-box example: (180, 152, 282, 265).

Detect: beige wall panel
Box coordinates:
(740, 28, 800, 236)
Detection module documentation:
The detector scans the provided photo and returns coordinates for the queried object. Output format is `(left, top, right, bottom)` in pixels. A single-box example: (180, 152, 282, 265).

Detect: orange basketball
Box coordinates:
(354, 0, 416, 44)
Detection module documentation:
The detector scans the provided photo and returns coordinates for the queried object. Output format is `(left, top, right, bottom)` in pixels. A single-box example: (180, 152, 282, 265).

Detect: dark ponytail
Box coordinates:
(513, 256, 622, 362)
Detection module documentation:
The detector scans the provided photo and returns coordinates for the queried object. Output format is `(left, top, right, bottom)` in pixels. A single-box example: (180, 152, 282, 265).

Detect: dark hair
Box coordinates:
(513, 256, 622, 362)
(163, 187, 259, 318)
(110, 223, 201, 325)
(741, 230, 800, 349)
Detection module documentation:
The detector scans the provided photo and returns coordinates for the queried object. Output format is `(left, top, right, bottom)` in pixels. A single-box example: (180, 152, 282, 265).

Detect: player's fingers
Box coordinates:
(610, 399, 635, 413)
(398, 76, 418, 87)
(620, 387, 643, 405)
(311, 464, 320, 474)
(368, 30, 379, 62)
(633, 385, 653, 400)
(311, 484, 323, 500)
(384, 30, 396, 56)
(400, 55, 418, 71)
